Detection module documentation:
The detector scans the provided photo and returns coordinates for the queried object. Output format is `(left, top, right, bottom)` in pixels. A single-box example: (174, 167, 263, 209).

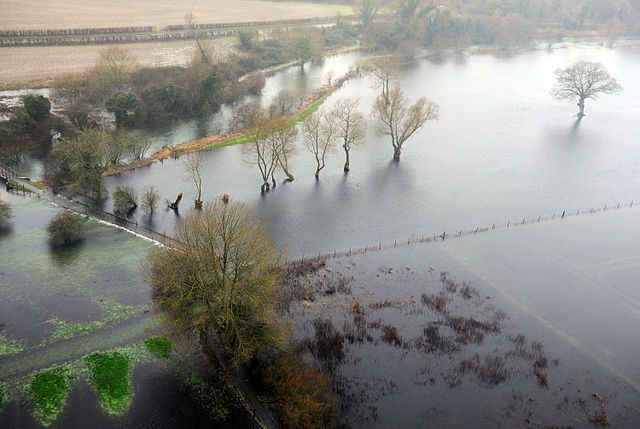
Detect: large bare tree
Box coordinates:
(183, 152, 204, 208)
(238, 102, 279, 192)
(302, 110, 337, 178)
(372, 87, 439, 160)
(362, 55, 402, 99)
(145, 198, 285, 367)
(270, 119, 298, 183)
(551, 61, 622, 119)
(331, 99, 366, 172)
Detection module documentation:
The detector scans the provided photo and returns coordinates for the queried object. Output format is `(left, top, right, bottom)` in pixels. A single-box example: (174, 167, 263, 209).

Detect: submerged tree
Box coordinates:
(0, 199, 13, 224)
(270, 118, 297, 183)
(112, 185, 138, 214)
(140, 186, 161, 213)
(183, 152, 204, 209)
(331, 98, 366, 172)
(363, 55, 403, 99)
(302, 110, 337, 178)
(46, 212, 85, 246)
(372, 87, 439, 160)
(551, 61, 622, 119)
(145, 198, 286, 367)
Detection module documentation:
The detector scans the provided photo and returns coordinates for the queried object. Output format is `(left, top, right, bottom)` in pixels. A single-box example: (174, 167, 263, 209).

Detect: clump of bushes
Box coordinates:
(112, 185, 137, 214)
(257, 352, 337, 429)
(144, 336, 172, 359)
(45, 211, 85, 246)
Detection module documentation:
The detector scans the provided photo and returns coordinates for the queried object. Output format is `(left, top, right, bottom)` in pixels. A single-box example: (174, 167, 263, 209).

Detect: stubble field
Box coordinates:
(0, 0, 336, 30)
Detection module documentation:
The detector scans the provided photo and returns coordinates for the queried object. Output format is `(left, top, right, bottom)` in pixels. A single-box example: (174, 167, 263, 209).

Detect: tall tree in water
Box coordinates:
(372, 87, 439, 160)
(302, 110, 337, 178)
(331, 99, 366, 172)
(551, 61, 622, 119)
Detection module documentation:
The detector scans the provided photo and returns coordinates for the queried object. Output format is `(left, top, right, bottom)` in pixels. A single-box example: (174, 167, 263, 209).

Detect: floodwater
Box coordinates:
(101, 43, 640, 257)
(0, 190, 255, 428)
(288, 207, 640, 427)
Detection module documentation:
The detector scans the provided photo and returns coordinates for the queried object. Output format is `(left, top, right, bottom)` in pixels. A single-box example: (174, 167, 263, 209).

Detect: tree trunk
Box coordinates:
(194, 200, 203, 209)
(577, 99, 586, 118)
(343, 146, 350, 172)
(393, 147, 401, 160)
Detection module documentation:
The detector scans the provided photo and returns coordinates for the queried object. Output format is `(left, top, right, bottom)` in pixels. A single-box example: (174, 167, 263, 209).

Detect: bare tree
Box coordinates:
(372, 87, 439, 160)
(183, 152, 204, 208)
(331, 99, 366, 172)
(551, 61, 622, 119)
(238, 102, 278, 192)
(302, 110, 337, 178)
(270, 118, 298, 183)
(268, 89, 299, 118)
(141, 185, 161, 213)
(93, 47, 138, 87)
(358, 0, 378, 27)
(362, 55, 403, 99)
(145, 198, 285, 367)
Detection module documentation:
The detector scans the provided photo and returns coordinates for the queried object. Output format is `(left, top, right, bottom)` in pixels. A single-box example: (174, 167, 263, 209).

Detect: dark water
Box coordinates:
(103, 44, 640, 257)
(288, 207, 640, 428)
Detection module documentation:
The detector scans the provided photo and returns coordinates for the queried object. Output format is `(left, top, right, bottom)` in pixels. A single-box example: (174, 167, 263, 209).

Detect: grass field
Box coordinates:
(0, 0, 337, 30)
(0, 39, 235, 84)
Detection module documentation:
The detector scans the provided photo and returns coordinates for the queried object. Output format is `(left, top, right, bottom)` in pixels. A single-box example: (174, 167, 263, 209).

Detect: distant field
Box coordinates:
(0, 40, 236, 84)
(0, 0, 336, 30)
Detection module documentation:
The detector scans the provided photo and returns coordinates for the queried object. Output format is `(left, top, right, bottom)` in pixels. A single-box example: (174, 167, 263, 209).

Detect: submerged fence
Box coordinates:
(300, 201, 638, 263)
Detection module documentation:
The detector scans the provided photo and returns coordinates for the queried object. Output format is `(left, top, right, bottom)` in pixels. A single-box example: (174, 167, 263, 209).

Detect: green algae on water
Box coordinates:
(85, 351, 132, 415)
(144, 336, 172, 359)
(30, 369, 69, 426)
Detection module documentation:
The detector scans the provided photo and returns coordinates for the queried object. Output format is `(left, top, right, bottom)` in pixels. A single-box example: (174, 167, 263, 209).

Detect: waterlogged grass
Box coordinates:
(185, 373, 243, 422)
(41, 303, 147, 346)
(0, 333, 24, 356)
(84, 351, 132, 415)
(144, 336, 172, 359)
(30, 369, 69, 426)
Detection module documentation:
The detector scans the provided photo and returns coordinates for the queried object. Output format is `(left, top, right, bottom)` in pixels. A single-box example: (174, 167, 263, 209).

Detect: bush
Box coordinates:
(140, 185, 161, 213)
(258, 352, 337, 429)
(22, 95, 51, 122)
(46, 211, 85, 246)
(0, 200, 13, 224)
(112, 185, 137, 214)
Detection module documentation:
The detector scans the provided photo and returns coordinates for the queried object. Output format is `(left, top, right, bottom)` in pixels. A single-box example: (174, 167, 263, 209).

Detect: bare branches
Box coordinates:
(302, 110, 337, 178)
(330, 98, 366, 172)
(372, 87, 439, 160)
(183, 152, 204, 207)
(551, 61, 622, 118)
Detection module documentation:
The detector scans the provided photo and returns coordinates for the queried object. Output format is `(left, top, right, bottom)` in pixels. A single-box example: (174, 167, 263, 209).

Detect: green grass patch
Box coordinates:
(30, 369, 69, 426)
(84, 351, 132, 415)
(144, 336, 172, 359)
(24, 179, 47, 190)
(294, 96, 327, 123)
(0, 333, 24, 356)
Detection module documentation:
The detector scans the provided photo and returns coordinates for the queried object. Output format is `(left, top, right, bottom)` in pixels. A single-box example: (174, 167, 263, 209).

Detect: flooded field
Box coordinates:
(284, 207, 640, 427)
(0, 189, 254, 428)
(94, 43, 640, 257)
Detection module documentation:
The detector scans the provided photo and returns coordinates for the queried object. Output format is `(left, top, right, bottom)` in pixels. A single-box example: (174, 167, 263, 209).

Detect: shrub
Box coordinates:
(0, 200, 13, 224)
(46, 211, 85, 246)
(112, 185, 137, 213)
(258, 352, 337, 429)
(22, 94, 51, 122)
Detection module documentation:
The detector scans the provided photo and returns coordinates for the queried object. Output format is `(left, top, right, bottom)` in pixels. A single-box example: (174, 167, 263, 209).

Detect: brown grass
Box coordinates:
(0, 0, 336, 30)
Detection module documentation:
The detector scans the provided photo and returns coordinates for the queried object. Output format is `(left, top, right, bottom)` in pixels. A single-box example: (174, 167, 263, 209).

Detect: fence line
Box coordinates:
(300, 201, 638, 263)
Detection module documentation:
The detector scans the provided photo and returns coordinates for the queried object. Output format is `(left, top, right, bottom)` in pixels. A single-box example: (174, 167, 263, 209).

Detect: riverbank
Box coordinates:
(103, 68, 357, 176)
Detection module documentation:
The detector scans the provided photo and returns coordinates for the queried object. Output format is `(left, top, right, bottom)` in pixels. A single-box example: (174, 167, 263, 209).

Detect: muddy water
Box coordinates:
(102, 43, 640, 257)
(0, 190, 255, 428)
(287, 207, 640, 428)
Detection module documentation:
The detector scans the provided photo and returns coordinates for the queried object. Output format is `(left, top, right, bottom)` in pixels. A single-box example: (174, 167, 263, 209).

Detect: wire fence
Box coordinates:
(300, 201, 638, 263)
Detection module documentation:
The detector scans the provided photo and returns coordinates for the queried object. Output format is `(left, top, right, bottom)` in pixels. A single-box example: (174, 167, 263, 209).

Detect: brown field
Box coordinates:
(0, 0, 336, 30)
(0, 39, 238, 84)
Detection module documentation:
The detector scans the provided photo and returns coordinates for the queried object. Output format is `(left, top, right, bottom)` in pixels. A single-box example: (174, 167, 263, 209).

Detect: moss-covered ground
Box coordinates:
(85, 351, 133, 415)
(30, 369, 69, 426)
(144, 336, 172, 359)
